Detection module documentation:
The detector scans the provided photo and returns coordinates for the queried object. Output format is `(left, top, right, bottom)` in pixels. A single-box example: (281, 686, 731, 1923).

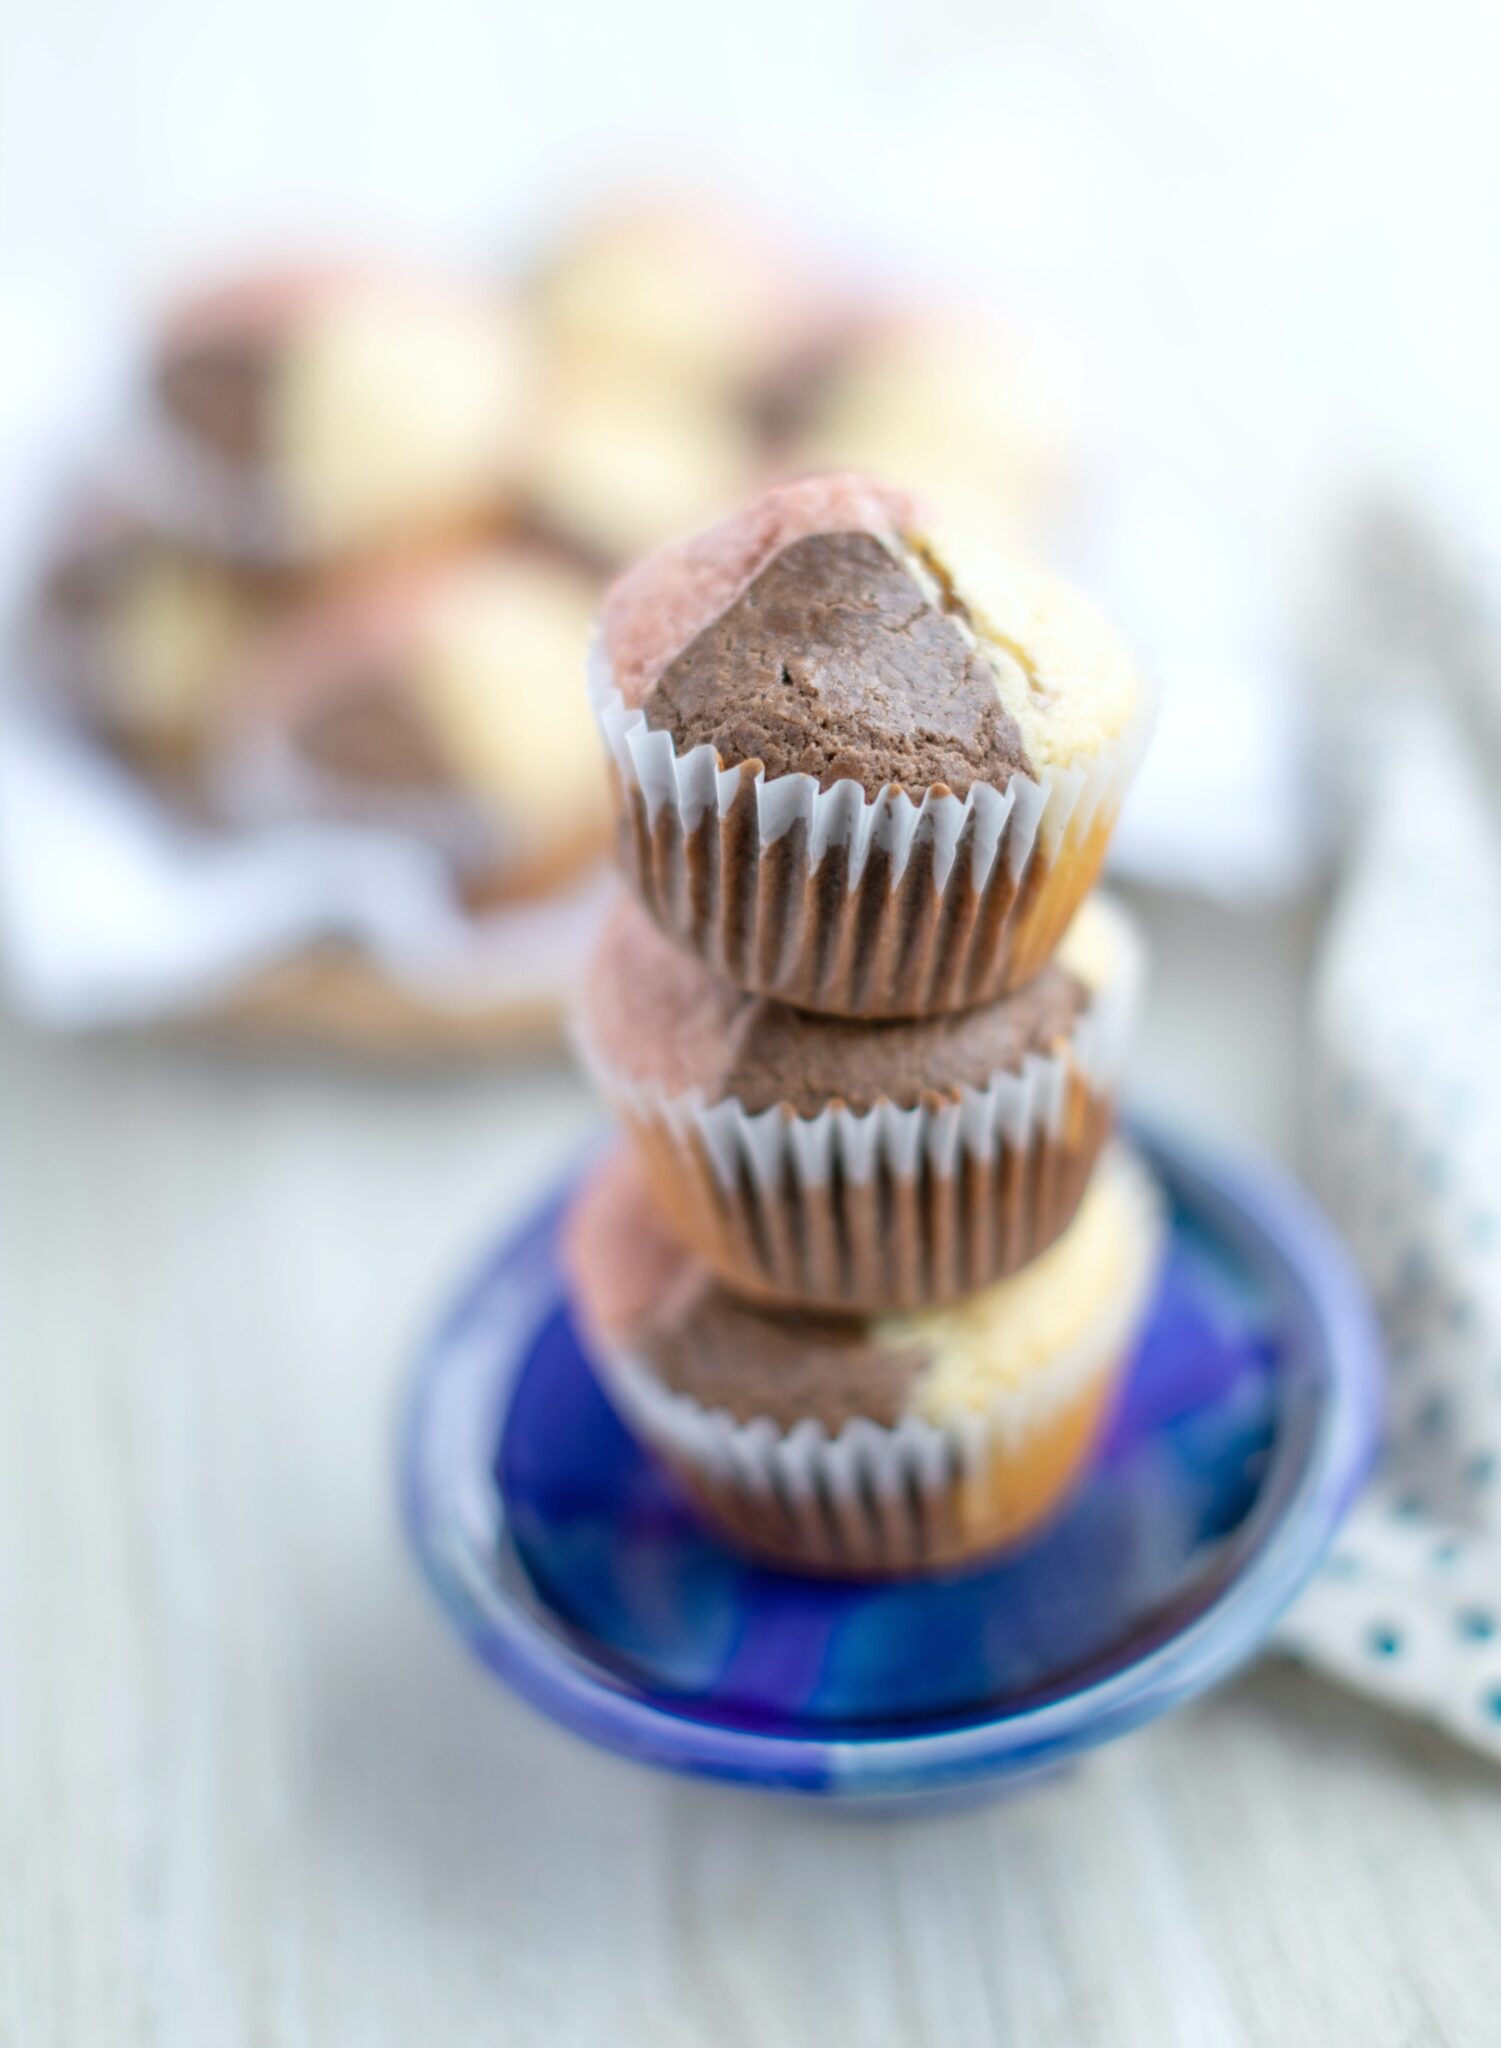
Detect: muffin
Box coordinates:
(211, 544, 610, 908)
(566, 1143, 1163, 1576)
(522, 362, 760, 571)
(593, 472, 1152, 1016)
(24, 500, 275, 777)
(768, 307, 1069, 549)
(575, 886, 1140, 1309)
(128, 266, 534, 562)
(529, 198, 820, 403)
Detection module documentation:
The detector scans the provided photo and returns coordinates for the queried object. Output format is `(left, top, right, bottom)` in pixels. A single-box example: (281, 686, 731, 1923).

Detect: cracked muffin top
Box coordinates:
(599, 471, 1144, 800)
(577, 886, 1140, 1118)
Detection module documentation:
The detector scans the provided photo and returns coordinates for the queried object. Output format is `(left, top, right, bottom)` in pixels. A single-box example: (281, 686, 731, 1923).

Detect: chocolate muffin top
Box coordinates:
(564, 1151, 926, 1428)
(215, 565, 455, 787)
(643, 528, 1030, 795)
(645, 1295, 925, 1431)
(600, 472, 1145, 799)
(580, 887, 1092, 1117)
(156, 268, 330, 463)
(160, 332, 275, 465)
(293, 678, 453, 790)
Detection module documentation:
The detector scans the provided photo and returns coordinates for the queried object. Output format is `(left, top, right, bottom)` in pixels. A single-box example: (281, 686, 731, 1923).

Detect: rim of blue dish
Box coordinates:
(400, 1118, 1383, 1796)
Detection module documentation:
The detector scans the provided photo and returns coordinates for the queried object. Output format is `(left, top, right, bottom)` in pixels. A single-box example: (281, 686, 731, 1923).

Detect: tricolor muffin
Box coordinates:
(566, 1143, 1162, 1576)
(529, 198, 821, 404)
(576, 887, 1140, 1310)
(521, 363, 759, 572)
(593, 472, 1152, 1017)
(210, 544, 609, 908)
(25, 500, 276, 777)
(132, 266, 534, 562)
(765, 307, 1069, 550)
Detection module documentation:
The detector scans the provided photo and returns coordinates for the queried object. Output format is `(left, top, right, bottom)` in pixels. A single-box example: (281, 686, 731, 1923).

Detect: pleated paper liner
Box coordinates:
(591, 652, 1153, 1019)
(576, 893, 1142, 1312)
(592, 1146, 1165, 1579)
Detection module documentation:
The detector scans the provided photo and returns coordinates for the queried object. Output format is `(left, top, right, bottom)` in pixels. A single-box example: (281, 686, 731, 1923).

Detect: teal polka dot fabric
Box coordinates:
(1277, 514, 1501, 1760)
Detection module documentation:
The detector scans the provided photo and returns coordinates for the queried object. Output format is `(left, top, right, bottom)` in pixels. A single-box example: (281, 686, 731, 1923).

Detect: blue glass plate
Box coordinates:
(401, 1121, 1381, 1807)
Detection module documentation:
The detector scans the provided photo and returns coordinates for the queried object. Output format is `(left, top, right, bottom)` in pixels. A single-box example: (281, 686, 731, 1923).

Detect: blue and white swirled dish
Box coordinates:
(400, 1119, 1381, 1809)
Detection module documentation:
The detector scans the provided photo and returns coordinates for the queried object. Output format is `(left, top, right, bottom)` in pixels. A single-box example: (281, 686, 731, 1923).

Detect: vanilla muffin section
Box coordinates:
(114, 556, 255, 737)
(908, 522, 1141, 772)
(886, 1147, 1143, 1425)
(270, 289, 533, 555)
(153, 270, 535, 560)
(784, 311, 1069, 552)
(416, 554, 605, 843)
(522, 365, 758, 569)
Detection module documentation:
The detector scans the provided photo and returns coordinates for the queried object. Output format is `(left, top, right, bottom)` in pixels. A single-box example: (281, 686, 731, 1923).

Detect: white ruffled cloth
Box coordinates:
(1277, 512, 1501, 1759)
(0, 697, 608, 1028)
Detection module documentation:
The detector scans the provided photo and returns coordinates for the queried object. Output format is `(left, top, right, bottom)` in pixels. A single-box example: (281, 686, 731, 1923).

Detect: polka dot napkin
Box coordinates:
(1277, 512, 1501, 1758)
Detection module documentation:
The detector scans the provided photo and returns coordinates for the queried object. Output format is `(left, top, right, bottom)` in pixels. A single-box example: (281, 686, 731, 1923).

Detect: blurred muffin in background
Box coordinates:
(523, 362, 761, 569)
(7, 200, 1078, 1056)
(25, 499, 279, 779)
(767, 307, 1070, 548)
(134, 266, 536, 564)
(211, 544, 610, 908)
(529, 198, 824, 405)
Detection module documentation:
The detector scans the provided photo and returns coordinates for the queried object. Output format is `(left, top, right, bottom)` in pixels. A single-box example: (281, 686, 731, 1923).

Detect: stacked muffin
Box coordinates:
(527, 200, 1067, 558)
(565, 472, 1163, 1578)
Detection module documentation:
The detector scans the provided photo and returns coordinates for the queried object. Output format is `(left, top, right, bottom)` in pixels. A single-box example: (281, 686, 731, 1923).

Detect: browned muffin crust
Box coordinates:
(293, 669, 455, 790)
(36, 513, 141, 621)
(716, 974, 1085, 1116)
(583, 889, 1088, 1116)
(646, 1290, 924, 1430)
(564, 1153, 928, 1428)
(641, 530, 1031, 798)
(744, 331, 849, 450)
(158, 334, 274, 464)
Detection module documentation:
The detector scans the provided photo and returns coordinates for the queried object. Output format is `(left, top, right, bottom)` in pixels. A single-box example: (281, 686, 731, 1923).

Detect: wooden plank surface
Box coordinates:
(4, 892, 1500, 2048)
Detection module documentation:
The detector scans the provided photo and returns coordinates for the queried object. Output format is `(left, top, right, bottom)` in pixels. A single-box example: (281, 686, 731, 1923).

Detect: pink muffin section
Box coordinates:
(600, 471, 918, 708)
(564, 1150, 694, 1350)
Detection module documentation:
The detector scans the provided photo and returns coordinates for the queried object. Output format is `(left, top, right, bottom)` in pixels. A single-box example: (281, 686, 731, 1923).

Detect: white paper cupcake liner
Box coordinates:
(594, 1145, 1165, 1577)
(589, 642, 1154, 1017)
(576, 894, 1142, 1309)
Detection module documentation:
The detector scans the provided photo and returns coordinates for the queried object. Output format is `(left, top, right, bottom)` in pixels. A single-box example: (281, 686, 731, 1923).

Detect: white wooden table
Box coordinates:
(5, 892, 1501, 2048)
